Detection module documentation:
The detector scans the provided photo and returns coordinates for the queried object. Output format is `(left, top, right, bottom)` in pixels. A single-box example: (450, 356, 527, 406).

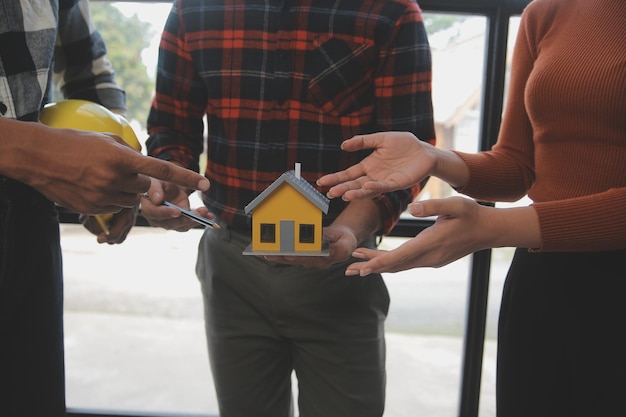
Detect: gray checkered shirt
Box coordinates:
(0, 0, 125, 121)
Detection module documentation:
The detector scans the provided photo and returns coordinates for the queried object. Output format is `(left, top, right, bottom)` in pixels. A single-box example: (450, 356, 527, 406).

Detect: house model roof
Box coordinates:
(244, 170, 330, 215)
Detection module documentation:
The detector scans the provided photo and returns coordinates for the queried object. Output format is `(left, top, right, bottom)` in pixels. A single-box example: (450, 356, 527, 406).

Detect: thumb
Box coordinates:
(408, 201, 429, 217)
(409, 197, 467, 218)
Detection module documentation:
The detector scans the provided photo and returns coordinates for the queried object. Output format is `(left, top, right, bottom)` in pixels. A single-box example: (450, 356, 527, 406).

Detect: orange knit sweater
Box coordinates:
(455, 0, 626, 252)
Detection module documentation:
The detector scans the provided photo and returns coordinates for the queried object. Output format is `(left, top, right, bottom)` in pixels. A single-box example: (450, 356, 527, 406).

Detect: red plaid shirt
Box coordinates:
(147, 0, 435, 232)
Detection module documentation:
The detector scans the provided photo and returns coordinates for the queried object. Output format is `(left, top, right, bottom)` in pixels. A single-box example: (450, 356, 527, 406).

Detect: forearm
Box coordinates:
(0, 118, 38, 182)
(484, 205, 541, 250)
(332, 199, 383, 245)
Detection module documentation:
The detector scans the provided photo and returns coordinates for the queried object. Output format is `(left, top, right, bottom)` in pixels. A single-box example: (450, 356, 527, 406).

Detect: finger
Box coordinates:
(341, 134, 379, 152)
(103, 215, 135, 244)
(325, 178, 366, 199)
(340, 188, 382, 201)
(129, 156, 210, 193)
(408, 202, 427, 217)
(151, 205, 185, 222)
(345, 248, 383, 276)
(79, 215, 104, 236)
(145, 201, 205, 232)
(355, 254, 401, 276)
(162, 182, 189, 204)
(317, 166, 367, 189)
(363, 180, 401, 192)
(409, 198, 464, 218)
(350, 246, 413, 276)
(317, 172, 346, 189)
(351, 247, 380, 260)
(142, 178, 166, 204)
(345, 257, 389, 276)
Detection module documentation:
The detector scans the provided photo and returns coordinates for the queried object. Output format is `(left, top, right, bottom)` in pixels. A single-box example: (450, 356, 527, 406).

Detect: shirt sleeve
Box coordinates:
(145, 0, 205, 173)
(372, 2, 436, 234)
(53, 0, 126, 112)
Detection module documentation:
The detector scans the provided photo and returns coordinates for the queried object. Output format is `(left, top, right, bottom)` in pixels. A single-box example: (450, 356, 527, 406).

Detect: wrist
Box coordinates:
(432, 148, 469, 189)
(488, 205, 541, 250)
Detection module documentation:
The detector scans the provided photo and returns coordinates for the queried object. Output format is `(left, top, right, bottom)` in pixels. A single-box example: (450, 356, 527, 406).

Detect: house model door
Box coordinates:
(280, 220, 295, 252)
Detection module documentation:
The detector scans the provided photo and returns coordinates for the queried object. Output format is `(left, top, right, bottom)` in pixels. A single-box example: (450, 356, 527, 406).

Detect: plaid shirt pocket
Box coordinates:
(307, 36, 377, 117)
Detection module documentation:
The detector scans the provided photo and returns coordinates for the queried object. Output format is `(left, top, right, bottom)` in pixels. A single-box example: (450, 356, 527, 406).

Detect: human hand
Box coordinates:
(317, 132, 436, 201)
(79, 205, 138, 244)
(140, 179, 216, 232)
(3, 120, 210, 215)
(344, 197, 494, 275)
(263, 223, 358, 269)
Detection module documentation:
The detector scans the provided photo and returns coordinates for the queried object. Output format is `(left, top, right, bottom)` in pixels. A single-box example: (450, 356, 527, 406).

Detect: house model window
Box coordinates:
(299, 224, 315, 244)
(243, 163, 330, 256)
(260, 224, 276, 243)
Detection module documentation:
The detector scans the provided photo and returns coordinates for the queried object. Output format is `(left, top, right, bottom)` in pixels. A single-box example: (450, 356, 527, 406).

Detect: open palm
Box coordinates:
(318, 132, 435, 200)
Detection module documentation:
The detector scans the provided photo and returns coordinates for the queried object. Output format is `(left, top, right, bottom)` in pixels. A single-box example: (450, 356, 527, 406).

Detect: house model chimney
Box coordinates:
(295, 162, 301, 179)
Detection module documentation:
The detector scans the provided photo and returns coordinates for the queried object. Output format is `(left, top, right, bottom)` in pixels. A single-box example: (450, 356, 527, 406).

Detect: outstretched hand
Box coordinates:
(317, 132, 435, 200)
(343, 197, 492, 275)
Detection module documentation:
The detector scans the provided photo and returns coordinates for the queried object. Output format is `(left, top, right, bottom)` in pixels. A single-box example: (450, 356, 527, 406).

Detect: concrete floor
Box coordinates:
(60, 224, 502, 417)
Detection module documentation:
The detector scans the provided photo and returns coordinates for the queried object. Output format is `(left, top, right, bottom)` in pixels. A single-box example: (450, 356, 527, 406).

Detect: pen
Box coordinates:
(141, 193, 220, 229)
(94, 214, 111, 235)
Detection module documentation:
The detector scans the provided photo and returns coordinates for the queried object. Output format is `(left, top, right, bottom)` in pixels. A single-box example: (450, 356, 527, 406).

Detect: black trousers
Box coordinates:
(497, 248, 626, 417)
(0, 177, 65, 416)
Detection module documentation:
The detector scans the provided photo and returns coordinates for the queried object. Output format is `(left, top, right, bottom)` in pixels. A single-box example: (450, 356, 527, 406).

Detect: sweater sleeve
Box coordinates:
(532, 188, 626, 252)
(454, 1, 626, 253)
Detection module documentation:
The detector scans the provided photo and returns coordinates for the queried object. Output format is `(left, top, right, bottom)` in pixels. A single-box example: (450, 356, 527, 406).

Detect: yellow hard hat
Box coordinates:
(40, 99, 142, 233)
(39, 99, 141, 151)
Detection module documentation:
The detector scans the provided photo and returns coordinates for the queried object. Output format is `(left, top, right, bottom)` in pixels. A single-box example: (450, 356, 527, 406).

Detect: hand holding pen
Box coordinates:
(140, 191, 219, 231)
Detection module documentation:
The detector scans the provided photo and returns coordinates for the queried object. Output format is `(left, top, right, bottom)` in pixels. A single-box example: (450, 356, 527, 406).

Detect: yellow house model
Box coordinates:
(243, 164, 330, 256)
